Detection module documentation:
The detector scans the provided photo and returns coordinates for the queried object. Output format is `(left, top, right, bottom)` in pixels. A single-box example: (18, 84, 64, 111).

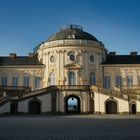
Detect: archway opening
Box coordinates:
(106, 100, 117, 114)
(29, 99, 41, 114)
(65, 95, 80, 114)
(132, 104, 136, 114)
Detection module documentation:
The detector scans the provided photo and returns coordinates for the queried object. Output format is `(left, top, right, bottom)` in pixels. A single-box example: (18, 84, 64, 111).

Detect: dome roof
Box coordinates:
(47, 25, 98, 42)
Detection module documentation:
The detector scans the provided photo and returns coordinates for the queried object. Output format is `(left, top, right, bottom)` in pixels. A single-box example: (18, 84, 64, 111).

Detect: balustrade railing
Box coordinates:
(0, 95, 10, 106)
(101, 86, 140, 100)
(0, 86, 31, 91)
(122, 85, 140, 90)
(57, 85, 90, 91)
(21, 88, 48, 99)
(36, 39, 100, 51)
(1, 85, 140, 106)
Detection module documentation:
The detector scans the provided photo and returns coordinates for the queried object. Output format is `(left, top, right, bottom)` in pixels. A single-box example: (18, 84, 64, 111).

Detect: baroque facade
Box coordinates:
(0, 25, 140, 115)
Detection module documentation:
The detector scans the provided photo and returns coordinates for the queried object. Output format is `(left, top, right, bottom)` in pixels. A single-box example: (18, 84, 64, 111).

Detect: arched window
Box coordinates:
(68, 72, 76, 85)
(90, 55, 94, 63)
(89, 73, 96, 85)
(68, 34, 75, 39)
(49, 72, 55, 86)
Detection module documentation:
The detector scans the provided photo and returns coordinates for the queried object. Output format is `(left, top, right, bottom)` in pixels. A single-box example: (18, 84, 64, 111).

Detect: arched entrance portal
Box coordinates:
(132, 104, 136, 114)
(106, 100, 117, 114)
(65, 95, 80, 114)
(29, 99, 41, 114)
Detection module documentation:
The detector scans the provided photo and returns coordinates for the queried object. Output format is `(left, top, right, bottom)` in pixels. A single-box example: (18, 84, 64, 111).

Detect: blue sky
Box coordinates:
(0, 0, 140, 56)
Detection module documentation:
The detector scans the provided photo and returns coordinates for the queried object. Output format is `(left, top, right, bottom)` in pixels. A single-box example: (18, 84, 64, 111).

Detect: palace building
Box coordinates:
(0, 25, 140, 115)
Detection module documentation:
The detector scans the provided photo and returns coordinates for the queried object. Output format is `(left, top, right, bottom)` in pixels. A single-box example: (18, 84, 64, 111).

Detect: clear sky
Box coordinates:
(0, 0, 140, 56)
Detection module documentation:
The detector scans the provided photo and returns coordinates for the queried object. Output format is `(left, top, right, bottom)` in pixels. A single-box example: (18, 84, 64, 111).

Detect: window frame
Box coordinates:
(1, 76, 8, 86)
(127, 75, 133, 86)
(49, 72, 55, 86)
(68, 71, 76, 85)
(35, 76, 42, 89)
(103, 76, 111, 89)
(89, 72, 96, 85)
(23, 75, 30, 87)
(12, 76, 18, 87)
(115, 75, 122, 87)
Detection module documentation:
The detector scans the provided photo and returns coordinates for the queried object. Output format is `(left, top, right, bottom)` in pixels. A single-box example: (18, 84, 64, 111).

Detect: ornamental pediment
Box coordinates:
(64, 62, 82, 69)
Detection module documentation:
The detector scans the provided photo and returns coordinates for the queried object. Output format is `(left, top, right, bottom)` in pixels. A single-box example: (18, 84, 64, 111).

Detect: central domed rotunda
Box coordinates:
(47, 25, 98, 42)
(37, 25, 106, 88)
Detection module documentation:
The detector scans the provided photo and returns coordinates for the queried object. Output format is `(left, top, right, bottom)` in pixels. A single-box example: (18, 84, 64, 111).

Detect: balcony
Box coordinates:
(51, 85, 90, 91)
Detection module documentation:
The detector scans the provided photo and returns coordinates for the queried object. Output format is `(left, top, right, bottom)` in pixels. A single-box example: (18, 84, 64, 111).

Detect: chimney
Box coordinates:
(130, 52, 137, 56)
(28, 53, 34, 58)
(9, 53, 16, 58)
(109, 52, 116, 56)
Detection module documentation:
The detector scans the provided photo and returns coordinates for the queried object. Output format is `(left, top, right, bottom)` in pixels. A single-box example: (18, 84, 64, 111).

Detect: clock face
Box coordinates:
(50, 55, 56, 63)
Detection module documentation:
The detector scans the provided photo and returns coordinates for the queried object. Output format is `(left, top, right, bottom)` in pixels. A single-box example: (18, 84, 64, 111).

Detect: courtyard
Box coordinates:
(0, 115, 140, 140)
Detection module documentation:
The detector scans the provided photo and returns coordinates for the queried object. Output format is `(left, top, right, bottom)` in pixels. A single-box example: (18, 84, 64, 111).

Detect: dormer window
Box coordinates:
(68, 34, 75, 39)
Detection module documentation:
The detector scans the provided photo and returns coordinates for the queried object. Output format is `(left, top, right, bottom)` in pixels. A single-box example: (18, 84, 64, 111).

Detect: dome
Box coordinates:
(47, 25, 98, 42)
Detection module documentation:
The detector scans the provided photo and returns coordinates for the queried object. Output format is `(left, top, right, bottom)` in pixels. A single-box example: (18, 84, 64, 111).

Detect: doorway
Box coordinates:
(28, 99, 41, 114)
(106, 100, 117, 114)
(131, 104, 136, 114)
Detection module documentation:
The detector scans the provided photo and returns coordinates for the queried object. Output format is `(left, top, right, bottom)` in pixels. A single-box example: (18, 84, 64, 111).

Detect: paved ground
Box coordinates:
(0, 115, 140, 140)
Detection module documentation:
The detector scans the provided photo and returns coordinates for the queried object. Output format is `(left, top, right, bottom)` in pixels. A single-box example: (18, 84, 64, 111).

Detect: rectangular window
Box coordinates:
(90, 74, 96, 85)
(23, 76, 30, 87)
(103, 76, 111, 89)
(127, 75, 133, 86)
(1, 76, 8, 86)
(115, 76, 122, 87)
(12, 77, 18, 86)
(35, 77, 42, 89)
(138, 76, 140, 85)
(68, 72, 76, 85)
